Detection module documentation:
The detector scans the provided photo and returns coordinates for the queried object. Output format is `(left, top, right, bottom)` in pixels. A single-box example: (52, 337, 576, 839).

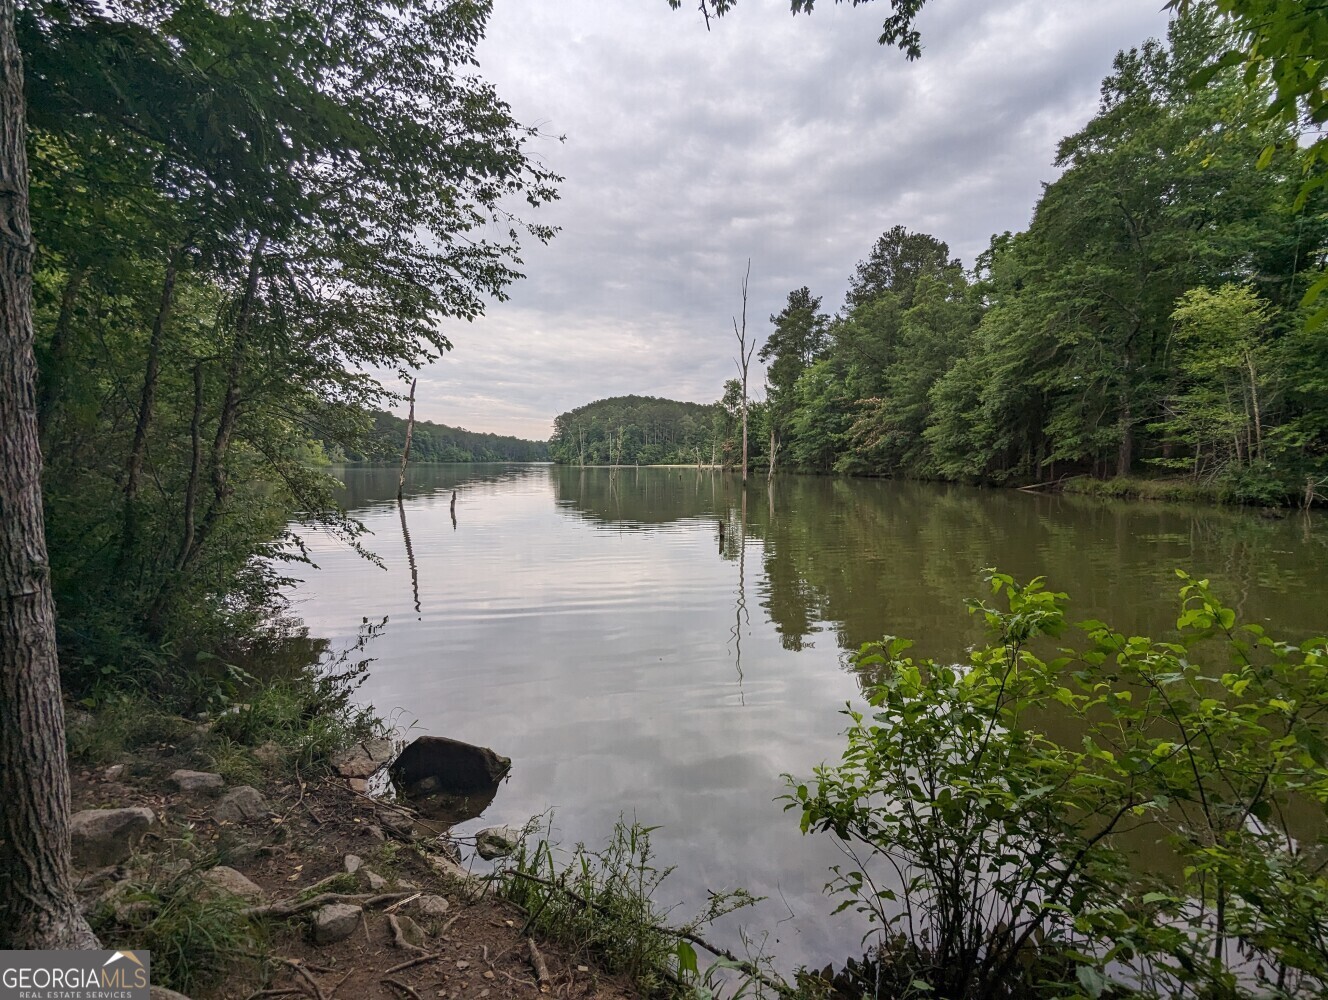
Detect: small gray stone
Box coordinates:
(253, 741, 284, 768)
(406, 894, 450, 921)
(85, 878, 136, 917)
(200, 866, 264, 901)
(313, 902, 362, 944)
(212, 786, 269, 824)
(475, 825, 521, 860)
(168, 769, 224, 794)
(363, 869, 387, 891)
(70, 807, 155, 868)
(331, 738, 395, 779)
(394, 913, 426, 947)
(115, 900, 154, 922)
(376, 808, 414, 838)
(365, 824, 386, 842)
(344, 854, 363, 874)
(103, 764, 125, 782)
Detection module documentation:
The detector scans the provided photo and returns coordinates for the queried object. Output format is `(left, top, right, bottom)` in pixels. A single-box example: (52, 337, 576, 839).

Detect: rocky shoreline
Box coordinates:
(66, 714, 636, 1000)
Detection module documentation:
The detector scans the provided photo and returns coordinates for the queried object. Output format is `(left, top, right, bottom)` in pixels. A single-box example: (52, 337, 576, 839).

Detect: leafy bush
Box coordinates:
(1216, 459, 1292, 506)
(786, 572, 1328, 998)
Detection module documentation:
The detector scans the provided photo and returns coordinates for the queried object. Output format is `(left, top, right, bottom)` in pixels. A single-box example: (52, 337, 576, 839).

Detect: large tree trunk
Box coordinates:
(37, 264, 86, 444)
(0, 0, 99, 949)
(125, 253, 179, 504)
(1116, 394, 1133, 478)
(181, 237, 265, 572)
(1245, 351, 1264, 462)
(121, 251, 179, 563)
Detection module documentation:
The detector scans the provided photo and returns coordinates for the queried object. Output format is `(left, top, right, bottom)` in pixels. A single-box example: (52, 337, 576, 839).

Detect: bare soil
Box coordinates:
(68, 747, 638, 1000)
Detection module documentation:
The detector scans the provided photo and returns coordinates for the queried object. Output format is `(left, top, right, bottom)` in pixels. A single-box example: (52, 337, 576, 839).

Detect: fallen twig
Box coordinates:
(296, 762, 323, 823)
(243, 890, 414, 920)
(384, 891, 422, 913)
(328, 971, 353, 999)
(278, 959, 326, 1000)
(242, 989, 306, 1000)
(384, 953, 443, 976)
(381, 977, 422, 1000)
(340, 782, 420, 816)
(527, 937, 552, 990)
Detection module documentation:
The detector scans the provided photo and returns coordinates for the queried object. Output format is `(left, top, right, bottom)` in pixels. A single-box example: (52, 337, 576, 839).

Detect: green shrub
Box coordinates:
(1216, 459, 1293, 506)
(786, 572, 1328, 998)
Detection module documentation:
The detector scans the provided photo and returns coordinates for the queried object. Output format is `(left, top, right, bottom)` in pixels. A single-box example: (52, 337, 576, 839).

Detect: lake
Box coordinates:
(286, 463, 1327, 971)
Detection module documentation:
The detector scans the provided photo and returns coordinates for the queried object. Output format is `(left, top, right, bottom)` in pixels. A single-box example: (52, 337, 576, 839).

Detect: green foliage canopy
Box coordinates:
(788, 572, 1328, 997)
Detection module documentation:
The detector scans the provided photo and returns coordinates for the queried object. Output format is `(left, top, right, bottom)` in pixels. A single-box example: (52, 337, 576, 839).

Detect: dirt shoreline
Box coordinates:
(67, 725, 639, 1000)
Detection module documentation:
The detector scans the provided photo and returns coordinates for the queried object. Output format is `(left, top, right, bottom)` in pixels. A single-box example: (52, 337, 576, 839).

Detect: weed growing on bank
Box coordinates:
(496, 818, 769, 999)
(67, 620, 388, 777)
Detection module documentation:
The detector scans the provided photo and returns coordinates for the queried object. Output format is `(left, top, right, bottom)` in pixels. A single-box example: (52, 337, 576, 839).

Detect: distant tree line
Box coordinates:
(549, 396, 728, 466)
(754, 14, 1328, 505)
(324, 409, 549, 464)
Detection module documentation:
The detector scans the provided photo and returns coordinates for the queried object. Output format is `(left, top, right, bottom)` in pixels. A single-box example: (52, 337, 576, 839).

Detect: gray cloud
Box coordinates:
(403, 0, 1173, 439)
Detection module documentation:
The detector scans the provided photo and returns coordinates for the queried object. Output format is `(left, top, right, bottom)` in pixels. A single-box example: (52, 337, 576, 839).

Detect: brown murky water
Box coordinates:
(287, 464, 1327, 970)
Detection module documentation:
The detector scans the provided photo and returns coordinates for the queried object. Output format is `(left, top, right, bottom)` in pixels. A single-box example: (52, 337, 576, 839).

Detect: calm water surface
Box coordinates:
(287, 464, 1327, 970)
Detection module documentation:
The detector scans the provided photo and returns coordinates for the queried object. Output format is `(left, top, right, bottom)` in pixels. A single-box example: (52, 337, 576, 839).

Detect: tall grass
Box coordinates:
(496, 817, 769, 999)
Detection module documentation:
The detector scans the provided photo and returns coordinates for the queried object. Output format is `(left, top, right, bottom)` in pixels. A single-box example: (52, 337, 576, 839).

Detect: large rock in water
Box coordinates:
(70, 807, 155, 868)
(390, 736, 511, 827)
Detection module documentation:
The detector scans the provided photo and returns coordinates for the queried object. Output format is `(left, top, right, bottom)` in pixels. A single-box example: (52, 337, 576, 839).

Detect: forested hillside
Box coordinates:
(326, 410, 549, 463)
(755, 15, 1328, 505)
(549, 395, 725, 465)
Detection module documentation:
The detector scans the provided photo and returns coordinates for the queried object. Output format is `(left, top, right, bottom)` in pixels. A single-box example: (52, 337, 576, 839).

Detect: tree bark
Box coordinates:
(733, 260, 753, 484)
(176, 363, 205, 570)
(1245, 351, 1264, 462)
(181, 237, 265, 571)
(1116, 394, 1133, 478)
(125, 253, 179, 504)
(397, 377, 416, 500)
(36, 264, 86, 444)
(0, 0, 99, 948)
(121, 251, 179, 562)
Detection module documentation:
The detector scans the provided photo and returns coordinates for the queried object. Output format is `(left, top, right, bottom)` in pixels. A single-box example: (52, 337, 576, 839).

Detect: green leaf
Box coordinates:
(1076, 965, 1107, 998)
(675, 940, 698, 976)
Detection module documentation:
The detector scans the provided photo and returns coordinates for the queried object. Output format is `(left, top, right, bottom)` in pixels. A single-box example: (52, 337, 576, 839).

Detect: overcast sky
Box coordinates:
(406, 0, 1174, 440)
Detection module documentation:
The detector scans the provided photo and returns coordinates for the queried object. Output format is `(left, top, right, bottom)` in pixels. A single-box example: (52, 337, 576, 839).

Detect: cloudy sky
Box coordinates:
(409, 0, 1175, 440)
